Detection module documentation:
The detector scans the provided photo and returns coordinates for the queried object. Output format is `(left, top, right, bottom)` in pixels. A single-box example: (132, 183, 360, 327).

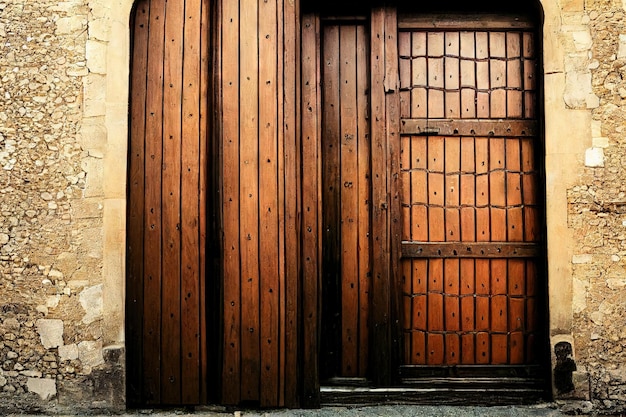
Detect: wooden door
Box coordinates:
(397, 17, 544, 373)
(320, 20, 371, 381)
(126, 0, 211, 405)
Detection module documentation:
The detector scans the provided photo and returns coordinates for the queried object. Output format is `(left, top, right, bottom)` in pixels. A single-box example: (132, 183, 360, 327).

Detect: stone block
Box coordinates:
(59, 344, 79, 361)
(36, 319, 63, 349)
(86, 40, 107, 75)
(78, 340, 104, 368)
(79, 284, 103, 325)
(26, 377, 56, 400)
(585, 147, 605, 167)
(619, 34, 626, 59)
(572, 254, 593, 264)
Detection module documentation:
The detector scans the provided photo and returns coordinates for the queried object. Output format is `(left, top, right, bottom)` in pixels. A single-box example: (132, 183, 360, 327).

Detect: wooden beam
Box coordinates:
(401, 242, 542, 258)
(398, 14, 535, 30)
(400, 119, 537, 137)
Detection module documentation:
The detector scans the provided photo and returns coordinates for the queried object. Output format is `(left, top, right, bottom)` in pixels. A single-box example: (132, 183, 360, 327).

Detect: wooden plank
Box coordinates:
(369, 6, 390, 387)
(199, 0, 210, 403)
(239, 0, 260, 401)
(181, 0, 202, 403)
(385, 7, 403, 382)
(506, 32, 523, 118)
(444, 258, 460, 331)
(301, 13, 321, 407)
(411, 32, 427, 118)
(283, 0, 300, 406)
(400, 119, 538, 137)
(412, 331, 426, 364)
(399, 31, 411, 118)
(259, 0, 279, 404)
(427, 32, 444, 118)
(321, 24, 340, 380)
(444, 32, 460, 118)
(398, 14, 536, 30)
(356, 23, 370, 378)
(460, 32, 476, 119)
(143, 0, 166, 402)
(221, 0, 241, 403)
(401, 242, 542, 258)
(340, 24, 359, 377)
(161, 0, 185, 403)
(127, 0, 149, 404)
(523, 32, 536, 119)
(445, 137, 460, 241)
(490, 138, 506, 243)
(475, 32, 489, 119)
(446, 333, 461, 365)
(489, 32, 506, 119)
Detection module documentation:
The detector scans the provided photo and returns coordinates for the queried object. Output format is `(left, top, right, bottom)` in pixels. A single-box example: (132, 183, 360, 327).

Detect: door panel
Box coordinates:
(127, 0, 209, 405)
(321, 21, 371, 380)
(398, 26, 542, 368)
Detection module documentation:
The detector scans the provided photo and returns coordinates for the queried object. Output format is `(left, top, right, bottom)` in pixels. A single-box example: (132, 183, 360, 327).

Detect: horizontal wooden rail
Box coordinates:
(400, 119, 537, 137)
(398, 14, 535, 30)
(401, 242, 541, 258)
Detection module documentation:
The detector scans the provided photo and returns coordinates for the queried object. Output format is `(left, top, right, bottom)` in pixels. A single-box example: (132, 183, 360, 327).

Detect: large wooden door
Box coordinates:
(320, 20, 371, 381)
(126, 0, 211, 405)
(397, 16, 545, 374)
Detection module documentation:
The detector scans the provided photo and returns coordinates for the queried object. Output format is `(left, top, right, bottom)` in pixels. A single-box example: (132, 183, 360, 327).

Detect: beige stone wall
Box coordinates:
(0, 0, 128, 412)
(0, 0, 624, 413)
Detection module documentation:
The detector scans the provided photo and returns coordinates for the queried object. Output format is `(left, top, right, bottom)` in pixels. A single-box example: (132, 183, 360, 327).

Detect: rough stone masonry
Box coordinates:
(0, 0, 625, 414)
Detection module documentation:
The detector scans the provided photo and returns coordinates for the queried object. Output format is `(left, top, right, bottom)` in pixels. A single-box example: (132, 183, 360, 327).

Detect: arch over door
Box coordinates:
(126, 0, 211, 405)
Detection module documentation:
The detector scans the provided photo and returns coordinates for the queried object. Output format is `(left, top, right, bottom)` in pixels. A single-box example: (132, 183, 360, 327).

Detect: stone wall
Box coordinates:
(0, 0, 625, 414)
(0, 0, 123, 413)
(564, 0, 626, 413)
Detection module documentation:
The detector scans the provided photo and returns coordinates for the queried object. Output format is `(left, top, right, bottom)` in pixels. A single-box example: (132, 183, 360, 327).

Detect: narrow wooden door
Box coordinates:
(126, 0, 210, 405)
(397, 18, 544, 372)
(320, 20, 371, 381)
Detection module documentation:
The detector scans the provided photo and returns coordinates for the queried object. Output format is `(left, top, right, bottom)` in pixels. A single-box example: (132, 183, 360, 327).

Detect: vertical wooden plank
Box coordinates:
(445, 137, 460, 241)
(356, 23, 370, 378)
(489, 32, 506, 118)
(475, 259, 489, 363)
(161, 0, 185, 403)
(239, 0, 260, 401)
(444, 259, 460, 360)
(127, 1, 149, 404)
(460, 258, 475, 364)
(427, 32, 445, 118)
(221, 0, 241, 403)
(490, 138, 506, 242)
(491, 259, 508, 364)
(411, 32, 427, 118)
(283, 0, 300, 405)
(399, 31, 411, 118)
(506, 138, 523, 242)
(259, 0, 279, 404)
(143, 0, 166, 403)
(460, 137, 475, 242)
(475, 32, 489, 118)
(301, 13, 321, 407)
(385, 8, 403, 381)
(475, 137, 489, 242)
(340, 25, 359, 377)
(181, 0, 202, 403)
(198, 0, 210, 402)
(428, 137, 444, 242)
(321, 24, 340, 380)
(460, 31, 476, 119)
(523, 32, 536, 119)
(276, 0, 285, 405)
(412, 137, 428, 241)
(370, 6, 390, 386)
(444, 32, 460, 118)
(506, 32, 523, 118)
